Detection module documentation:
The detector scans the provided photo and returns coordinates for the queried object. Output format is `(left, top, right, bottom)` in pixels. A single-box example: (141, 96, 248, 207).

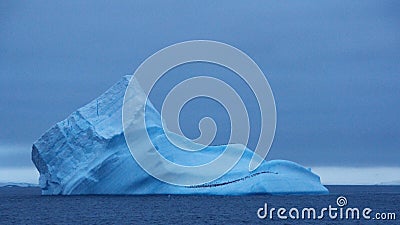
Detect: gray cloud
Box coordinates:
(0, 0, 399, 169)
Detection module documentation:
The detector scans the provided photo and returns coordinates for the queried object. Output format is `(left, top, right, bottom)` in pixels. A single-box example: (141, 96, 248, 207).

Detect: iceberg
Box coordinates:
(32, 75, 328, 195)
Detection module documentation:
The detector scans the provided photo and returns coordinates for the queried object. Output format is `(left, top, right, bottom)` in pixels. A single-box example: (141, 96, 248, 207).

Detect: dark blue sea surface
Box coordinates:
(0, 185, 399, 224)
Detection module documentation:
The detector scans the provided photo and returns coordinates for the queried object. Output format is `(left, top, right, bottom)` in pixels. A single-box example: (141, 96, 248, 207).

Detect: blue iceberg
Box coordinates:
(32, 76, 328, 195)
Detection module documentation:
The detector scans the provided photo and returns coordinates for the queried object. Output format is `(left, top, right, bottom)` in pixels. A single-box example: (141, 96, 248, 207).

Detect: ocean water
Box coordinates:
(0, 185, 399, 224)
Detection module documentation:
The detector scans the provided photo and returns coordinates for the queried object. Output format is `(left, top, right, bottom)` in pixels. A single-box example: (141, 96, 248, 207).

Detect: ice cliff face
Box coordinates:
(32, 76, 328, 195)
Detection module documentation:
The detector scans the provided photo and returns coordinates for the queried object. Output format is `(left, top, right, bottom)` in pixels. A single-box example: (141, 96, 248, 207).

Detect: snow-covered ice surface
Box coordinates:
(32, 76, 328, 195)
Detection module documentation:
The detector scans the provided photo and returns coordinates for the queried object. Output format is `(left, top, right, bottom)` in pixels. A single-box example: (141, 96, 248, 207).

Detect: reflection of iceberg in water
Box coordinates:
(32, 76, 328, 195)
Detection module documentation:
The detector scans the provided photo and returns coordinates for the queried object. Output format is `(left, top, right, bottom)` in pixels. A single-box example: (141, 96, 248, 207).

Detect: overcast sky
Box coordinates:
(0, 1, 399, 183)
